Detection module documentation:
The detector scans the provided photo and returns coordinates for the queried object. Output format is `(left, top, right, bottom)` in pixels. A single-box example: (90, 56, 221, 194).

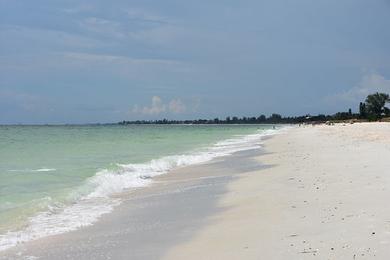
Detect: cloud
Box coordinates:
(333, 72, 390, 103)
(132, 96, 166, 115)
(61, 5, 96, 14)
(0, 25, 105, 50)
(169, 99, 186, 113)
(124, 8, 169, 25)
(62, 52, 179, 66)
(78, 10, 174, 46)
(132, 96, 186, 115)
(79, 17, 125, 39)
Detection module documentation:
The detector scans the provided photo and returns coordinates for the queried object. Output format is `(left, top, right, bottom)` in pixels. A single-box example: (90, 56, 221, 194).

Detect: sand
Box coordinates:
(2, 122, 390, 259)
(0, 150, 266, 260)
(164, 122, 390, 259)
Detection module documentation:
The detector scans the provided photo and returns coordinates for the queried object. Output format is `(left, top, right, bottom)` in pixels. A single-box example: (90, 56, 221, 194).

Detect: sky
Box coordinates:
(1, 0, 390, 124)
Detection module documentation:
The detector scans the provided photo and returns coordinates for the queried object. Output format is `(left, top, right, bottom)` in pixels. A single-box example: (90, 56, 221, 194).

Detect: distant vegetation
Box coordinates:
(119, 92, 390, 125)
(360, 92, 390, 121)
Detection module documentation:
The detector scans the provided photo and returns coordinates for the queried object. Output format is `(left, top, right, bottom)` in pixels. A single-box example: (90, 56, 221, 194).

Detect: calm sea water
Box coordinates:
(0, 124, 277, 250)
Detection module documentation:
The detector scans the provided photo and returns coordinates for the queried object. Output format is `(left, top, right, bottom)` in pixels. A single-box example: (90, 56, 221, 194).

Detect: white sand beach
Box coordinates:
(165, 123, 390, 259)
(2, 123, 390, 260)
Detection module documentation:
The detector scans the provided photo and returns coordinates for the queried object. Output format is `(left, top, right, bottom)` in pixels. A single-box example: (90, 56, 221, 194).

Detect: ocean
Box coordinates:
(0, 124, 277, 250)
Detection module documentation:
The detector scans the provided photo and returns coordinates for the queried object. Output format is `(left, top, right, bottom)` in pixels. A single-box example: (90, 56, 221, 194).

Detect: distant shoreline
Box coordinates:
(0, 123, 281, 126)
(1, 119, 389, 127)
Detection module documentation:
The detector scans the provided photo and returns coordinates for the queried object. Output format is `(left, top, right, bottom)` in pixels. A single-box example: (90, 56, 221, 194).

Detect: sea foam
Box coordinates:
(8, 168, 57, 173)
(0, 128, 279, 251)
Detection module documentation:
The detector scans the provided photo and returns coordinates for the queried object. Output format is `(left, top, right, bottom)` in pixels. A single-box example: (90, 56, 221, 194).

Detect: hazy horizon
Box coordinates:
(1, 0, 390, 124)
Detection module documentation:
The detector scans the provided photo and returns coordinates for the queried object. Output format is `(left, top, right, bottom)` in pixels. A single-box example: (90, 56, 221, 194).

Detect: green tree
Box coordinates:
(269, 113, 282, 123)
(365, 92, 390, 120)
(359, 102, 366, 118)
(257, 115, 266, 122)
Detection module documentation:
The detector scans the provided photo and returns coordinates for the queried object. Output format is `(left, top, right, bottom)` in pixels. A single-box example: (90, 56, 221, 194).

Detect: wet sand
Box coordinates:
(0, 148, 266, 260)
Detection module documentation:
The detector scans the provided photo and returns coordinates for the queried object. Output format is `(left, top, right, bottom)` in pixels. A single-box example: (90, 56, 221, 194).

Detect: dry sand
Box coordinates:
(164, 123, 390, 259)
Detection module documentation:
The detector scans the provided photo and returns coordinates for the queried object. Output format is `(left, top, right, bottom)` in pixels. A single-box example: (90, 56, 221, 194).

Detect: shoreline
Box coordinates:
(0, 126, 277, 254)
(0, 130, 274, 259)
(2, 122, 390, 259)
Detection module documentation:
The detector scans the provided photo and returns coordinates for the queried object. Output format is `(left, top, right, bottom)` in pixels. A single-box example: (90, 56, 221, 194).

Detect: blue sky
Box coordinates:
(1, 0, 390, 124)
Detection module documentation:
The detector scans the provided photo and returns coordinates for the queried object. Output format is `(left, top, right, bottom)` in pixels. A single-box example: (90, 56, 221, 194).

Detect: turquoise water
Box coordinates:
(0, 124, 276, 249)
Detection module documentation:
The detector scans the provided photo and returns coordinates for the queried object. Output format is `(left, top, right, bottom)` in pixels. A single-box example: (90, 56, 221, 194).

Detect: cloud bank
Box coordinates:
(132, 96, 186, 116)
(337, 72, 390, 102)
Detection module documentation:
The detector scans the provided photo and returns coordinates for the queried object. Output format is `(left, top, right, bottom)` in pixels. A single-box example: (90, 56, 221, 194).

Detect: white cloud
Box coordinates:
(124, 8, 168, 24)
(132, 96, 187, 115)
(169, 99, 186, 113)
(62, 52, 179, 66)
(132, 96, 166, 115)
(334, 72, 390, 103)
(80, 17, 125, 39)
(62, 5, 96, 14)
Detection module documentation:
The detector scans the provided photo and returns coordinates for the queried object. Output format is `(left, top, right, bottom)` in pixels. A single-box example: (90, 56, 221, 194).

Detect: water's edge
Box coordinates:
(0, 127, 282, 252)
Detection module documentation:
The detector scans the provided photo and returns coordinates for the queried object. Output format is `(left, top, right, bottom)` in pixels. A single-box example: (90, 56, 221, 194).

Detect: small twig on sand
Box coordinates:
(300, 250, 318, 254)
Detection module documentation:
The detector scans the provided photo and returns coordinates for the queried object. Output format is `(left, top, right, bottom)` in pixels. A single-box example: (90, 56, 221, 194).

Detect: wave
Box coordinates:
(0, 128, 280, 251)
(8, 168, 57, 173)
(33, 168, 57, 172)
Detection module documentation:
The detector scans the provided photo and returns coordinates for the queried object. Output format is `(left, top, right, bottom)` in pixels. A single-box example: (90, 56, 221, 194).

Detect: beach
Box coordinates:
(2, 122, 390, 259)
(165, 122, 390, 259)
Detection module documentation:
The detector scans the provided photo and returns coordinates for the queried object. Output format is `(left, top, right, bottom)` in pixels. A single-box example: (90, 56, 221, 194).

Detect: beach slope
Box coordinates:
(164, 123, 390, 259)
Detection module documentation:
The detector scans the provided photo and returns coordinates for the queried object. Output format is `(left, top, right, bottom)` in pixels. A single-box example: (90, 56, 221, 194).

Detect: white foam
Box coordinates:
(0, 198, 119, 251)
(0, 127, 281, 251)
(8, 168, 57, 173)
(34, 168, 56, 172)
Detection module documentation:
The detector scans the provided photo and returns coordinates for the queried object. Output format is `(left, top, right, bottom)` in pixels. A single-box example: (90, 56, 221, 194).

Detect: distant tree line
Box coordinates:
(119, 92, 390, 125)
